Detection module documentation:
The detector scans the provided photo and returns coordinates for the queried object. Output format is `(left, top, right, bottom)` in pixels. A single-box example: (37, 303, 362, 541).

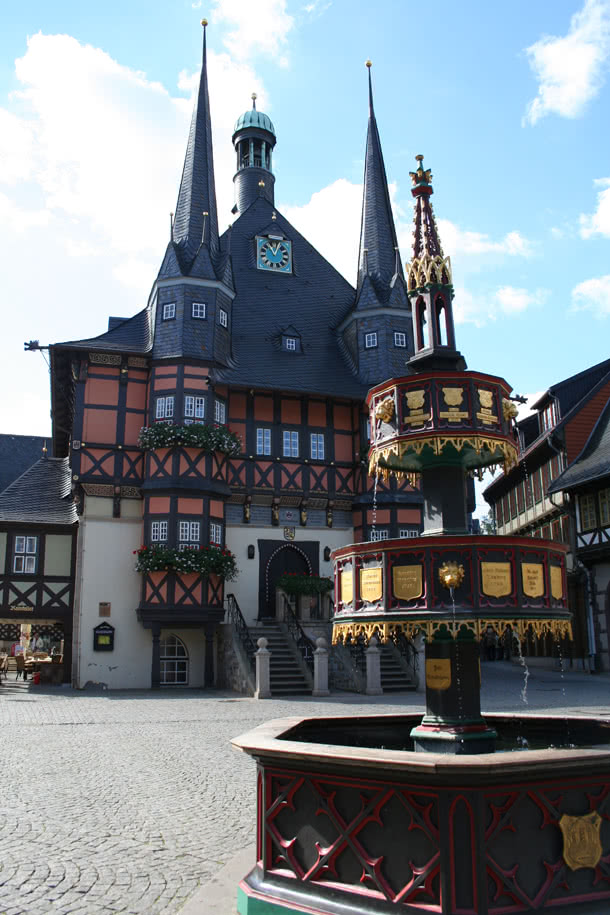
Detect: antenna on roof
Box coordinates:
(251, 92, 257, 110)
(42, 440, 48, 459)
(202, 211, 208, 244)
(170, 212, 174, 241)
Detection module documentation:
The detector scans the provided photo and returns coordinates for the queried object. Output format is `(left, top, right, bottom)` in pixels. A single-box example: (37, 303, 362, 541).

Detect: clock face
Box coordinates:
(256, 236, 292, 273)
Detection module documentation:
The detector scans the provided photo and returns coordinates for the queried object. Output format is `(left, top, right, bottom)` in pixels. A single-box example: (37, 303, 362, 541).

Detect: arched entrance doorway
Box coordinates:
(160, 634, 189, 685)
(262, 545, 311, 619)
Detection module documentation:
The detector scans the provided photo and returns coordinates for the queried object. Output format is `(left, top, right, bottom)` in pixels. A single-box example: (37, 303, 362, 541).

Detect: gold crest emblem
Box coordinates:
(442, 387, 464, 407)
(559, 811, 603, 870)
(478, 389, 494, 409)
(406, 389, 425, 410)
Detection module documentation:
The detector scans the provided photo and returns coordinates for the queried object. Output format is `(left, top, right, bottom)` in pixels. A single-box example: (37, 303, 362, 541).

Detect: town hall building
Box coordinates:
(46, 28, 424, 688)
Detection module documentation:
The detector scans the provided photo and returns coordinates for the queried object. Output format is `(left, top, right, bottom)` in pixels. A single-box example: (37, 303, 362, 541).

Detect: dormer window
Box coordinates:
(365, 332, 378, 349)
(162, 303, 176, 321)
(280, 328, 301, 352)
(285, 337, 297, 351)
(219, 308, 228, 328)
(540, 400, 558, 433)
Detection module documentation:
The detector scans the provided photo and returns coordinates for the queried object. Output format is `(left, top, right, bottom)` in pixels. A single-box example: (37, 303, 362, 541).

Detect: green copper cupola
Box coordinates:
(232, 94, 276, 214)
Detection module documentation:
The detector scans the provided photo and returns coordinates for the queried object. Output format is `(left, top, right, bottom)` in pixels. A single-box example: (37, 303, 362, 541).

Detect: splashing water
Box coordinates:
(514, 634, 530, 705)
(450, 586, 464, 727)
(556, 634, 573, 747)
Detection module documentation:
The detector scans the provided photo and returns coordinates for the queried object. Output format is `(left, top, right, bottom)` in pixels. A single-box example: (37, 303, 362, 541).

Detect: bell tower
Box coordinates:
(232, 94, 277, 215)
(406, 155, 466, 372)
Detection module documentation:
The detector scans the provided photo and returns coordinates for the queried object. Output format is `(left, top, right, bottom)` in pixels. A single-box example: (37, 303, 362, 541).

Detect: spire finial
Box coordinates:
(251, 92, 257, 110)
(365, 60, 374, 112)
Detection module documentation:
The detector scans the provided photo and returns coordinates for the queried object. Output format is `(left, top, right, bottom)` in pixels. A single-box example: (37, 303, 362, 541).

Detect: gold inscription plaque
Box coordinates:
(560, 812, 602, 871)
(340, 571, 353, 604)
(426, 658, 451, 691)
(522, 562, 544, 598)
(404, 411, 431, 425)
(439, 409, 469, 422)
(360, 568, 382, 602)
(481, 562, 512, 598)
(550, 566, 564, 600)
(393, 565, 423, 600)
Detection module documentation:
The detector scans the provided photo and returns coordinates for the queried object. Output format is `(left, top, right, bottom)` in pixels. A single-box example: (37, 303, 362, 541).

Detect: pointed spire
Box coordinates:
(357, 61, 404, 300)
(405, 155, 452, 290)
(172, 20, 219, 272)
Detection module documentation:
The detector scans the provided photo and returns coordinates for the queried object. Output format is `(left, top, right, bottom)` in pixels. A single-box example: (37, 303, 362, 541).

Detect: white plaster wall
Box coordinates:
(225, 524, 352, 625)
(75, 497, 148, 689)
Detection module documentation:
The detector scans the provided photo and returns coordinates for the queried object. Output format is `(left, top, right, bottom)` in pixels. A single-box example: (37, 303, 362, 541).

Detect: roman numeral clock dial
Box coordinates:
(256, 235, 292, 273)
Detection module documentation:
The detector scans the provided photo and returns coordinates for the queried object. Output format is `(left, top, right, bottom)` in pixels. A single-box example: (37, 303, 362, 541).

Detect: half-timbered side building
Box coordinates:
(484, 357, 610, 665)
(0, 456, 77, 680)
(48, 29, 422, 688)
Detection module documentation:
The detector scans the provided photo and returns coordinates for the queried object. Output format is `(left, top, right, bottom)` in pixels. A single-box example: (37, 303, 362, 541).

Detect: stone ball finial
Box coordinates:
(369, 635, 378, 647)
(316, 637, 327, 650)
(257, 637, 268, 649)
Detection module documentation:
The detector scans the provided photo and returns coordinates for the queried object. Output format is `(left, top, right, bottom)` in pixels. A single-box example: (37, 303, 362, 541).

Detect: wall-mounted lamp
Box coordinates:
(323, 546, 331, 562)
(247, 545, 255, 559)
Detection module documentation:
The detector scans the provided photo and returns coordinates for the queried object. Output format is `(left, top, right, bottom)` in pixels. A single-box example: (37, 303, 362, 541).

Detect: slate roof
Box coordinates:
(215, 197, 367, 399)
(0, 435, 48, 493)
(356, 68, 405, 304)
(171, 24, 219, 273)
(0, 457, 77, 524)
(549, 396, 610, 493)
(55, 307, 152, 354)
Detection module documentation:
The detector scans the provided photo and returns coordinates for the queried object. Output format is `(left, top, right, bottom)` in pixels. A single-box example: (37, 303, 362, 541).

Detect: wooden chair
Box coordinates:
(15, 655, 27, 680)
(0, 655, 8, 681)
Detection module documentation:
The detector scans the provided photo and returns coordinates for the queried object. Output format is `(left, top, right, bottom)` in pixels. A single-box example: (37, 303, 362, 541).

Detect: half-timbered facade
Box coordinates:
(46, 29, 423, 688)
(0, 457, 77, 680)
(484, 357, 610, 665)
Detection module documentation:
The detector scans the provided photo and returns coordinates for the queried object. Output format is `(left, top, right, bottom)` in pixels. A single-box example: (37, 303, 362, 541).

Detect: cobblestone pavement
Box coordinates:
(2, 662, 610, 914)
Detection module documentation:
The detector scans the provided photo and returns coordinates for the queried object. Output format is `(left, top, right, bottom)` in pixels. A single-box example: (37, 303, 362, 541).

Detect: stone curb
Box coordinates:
(178, 844, 255, 915)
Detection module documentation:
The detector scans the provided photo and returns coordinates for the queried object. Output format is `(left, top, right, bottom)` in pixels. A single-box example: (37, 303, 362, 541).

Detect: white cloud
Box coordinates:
(572, 274, 610, 316)
(281, 178, 362, 284)
(453, 285, 548, 327)
(212, 0, 294, 62)
(435, 220, 534, 258)
(580, 176, 610, 237)
(523, 0, 610, 125)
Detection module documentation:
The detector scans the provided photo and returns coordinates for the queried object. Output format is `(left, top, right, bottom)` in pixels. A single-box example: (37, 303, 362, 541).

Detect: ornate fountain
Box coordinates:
(233, 158, 610, 915)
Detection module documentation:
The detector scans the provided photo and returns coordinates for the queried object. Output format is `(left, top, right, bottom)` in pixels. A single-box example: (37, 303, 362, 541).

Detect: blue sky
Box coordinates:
(1, 0, 610, 468)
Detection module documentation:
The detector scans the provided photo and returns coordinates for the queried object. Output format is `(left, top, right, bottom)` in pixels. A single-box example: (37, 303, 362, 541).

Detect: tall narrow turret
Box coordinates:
(356, 62, 405, 304)
(171, 19, 219, 275)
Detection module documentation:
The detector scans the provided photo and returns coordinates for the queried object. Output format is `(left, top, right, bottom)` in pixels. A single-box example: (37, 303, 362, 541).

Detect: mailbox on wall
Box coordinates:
(93, 622, 115, 652)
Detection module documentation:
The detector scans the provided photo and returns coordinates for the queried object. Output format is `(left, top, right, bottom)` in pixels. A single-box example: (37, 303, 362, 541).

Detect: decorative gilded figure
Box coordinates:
(438, 561, 465, 589)
(375, 396, 395, 423)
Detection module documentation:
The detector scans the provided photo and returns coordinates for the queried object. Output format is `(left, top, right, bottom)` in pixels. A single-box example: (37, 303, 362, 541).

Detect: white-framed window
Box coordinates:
(600, 488, 610, 527)
(285, 337, 297, 351)
(310, 433, 324, 460)
(580, 494, 596, 531)
(151, 521, 168, 542)
(210, 522, 223, 545)
(394, 332, 407, 348)
(178, 520, 200, 550)
(370, 529, 389, 541)
(155, 395, 174, 420)
(219, 308, 228, 328)
(256, 428, 271, 455)
(283, 430, 299, 457)
(364, 332, 378, 349)
(184, 395, 205, 423)
(192, 302, 206, 319)
(399, 529, 418, 539)
(13, 536, 37, 573)
(160, 634, 188, 686)
(214, 400, 226, 424)
(162, 302, 176, 321)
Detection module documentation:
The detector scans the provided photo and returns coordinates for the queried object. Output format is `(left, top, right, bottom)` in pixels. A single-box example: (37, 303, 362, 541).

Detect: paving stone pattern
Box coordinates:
(2, 662, 610, 914)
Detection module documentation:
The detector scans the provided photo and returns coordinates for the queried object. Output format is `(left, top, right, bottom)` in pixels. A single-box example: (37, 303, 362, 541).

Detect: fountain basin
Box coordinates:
(234, 713, 610, 914)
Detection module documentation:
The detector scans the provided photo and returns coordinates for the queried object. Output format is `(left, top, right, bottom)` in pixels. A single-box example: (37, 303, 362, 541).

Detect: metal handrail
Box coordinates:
(389, 630, 419, 677)
(282, 596, 315, 672)
(225, 593, 256, 672)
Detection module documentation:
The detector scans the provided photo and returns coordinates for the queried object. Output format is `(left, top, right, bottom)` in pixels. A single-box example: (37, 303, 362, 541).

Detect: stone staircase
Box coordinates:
(250, 622, 311, 697)
(380, 643, 416, 692)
